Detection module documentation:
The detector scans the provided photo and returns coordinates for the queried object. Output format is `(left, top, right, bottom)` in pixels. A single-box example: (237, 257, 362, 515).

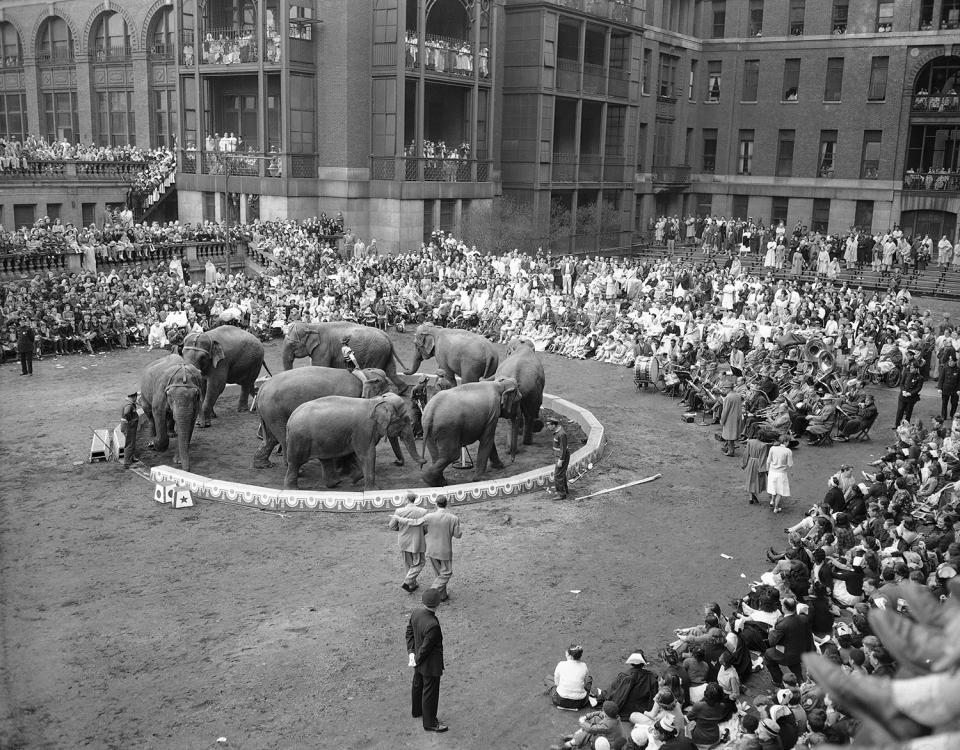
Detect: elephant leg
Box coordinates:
(252, 423, 278, 469)
(522, 407, 535, 445)
(421, 437, 452, 487)
(200, 375, 225, 425)
(319, 458, 343, 488)
(237, 376, 257, 412)
(388, 436, 405, 466)
(489, 442, 505, 471)
(282, 455, 303, 489)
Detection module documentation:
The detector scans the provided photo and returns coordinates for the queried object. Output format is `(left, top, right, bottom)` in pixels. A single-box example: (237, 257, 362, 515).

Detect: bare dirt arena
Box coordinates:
(0, 330, 934, 749)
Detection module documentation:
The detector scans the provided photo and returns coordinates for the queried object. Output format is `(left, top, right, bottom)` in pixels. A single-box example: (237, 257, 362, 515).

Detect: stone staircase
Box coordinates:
(632, 243, 960, 300)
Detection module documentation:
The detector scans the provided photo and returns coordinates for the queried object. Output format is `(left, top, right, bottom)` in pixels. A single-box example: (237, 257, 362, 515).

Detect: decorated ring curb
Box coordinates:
(148, 385, 604, 513)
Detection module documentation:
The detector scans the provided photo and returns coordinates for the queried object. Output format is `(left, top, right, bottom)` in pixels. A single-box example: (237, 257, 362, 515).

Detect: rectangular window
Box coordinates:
(812, 198, 831, 233)
(81, 202, 97, 226)
(877, 0, 894, 32)
(782, 58, 800, 101)
(776, 130, 795, 177)
(46, 203, 61, 221)
(790, 0, 805, 34)
(653, 119, 674, 165)
(943, 0, 960, 29)
(824, 58, 844, 102)
(658, 54, 678, 98)
(94, 90, 135, 147)
(289, 5, 314, 41)
(920, 0, 934, 29)
(0, 93, 27, 141)
(202, 192, 216, 221)
(861, 130, 882, 179)
(439, 199, 456, 233)
(637, 123, 647, 171)
(42, 91, 79, 143)
(818, 130, 838, 176)
(832, 0, 849, 32)
(702, 128, 717, 172)
(696, 194, 713, 216)
(742, 59, 760, 102)
(732, 194, 749, 219)
(712, 0, 726, 37)
(868, 56, 889, 100)
(772, 196, 790, 225)
(854, 200, 874, 232)
(289, 73, 316, 153)
(688, 60, 698, 100)
(749, 0, 764, 36)
(642, 48, 651, 95)
(738, 130, 754, 175)
(707, 60, 721, 101)
(152, 88, 177, 149)
(13, 204, 35, 229)
(684, 127, 694, 165)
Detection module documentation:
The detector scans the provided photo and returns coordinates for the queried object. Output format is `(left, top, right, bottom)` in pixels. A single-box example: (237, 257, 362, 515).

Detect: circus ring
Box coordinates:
(146, 377, 605, 513)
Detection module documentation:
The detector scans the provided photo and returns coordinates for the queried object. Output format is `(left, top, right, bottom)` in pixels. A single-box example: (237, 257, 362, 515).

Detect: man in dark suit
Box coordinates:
(17, 318, 35, 376)
(763, 597, 813, 686)
(894, 359, 924, 426)
(405, 588, 447, 732)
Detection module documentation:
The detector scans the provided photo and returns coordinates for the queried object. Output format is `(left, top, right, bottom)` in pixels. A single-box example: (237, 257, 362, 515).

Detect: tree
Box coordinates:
(460, 196, 543, 254)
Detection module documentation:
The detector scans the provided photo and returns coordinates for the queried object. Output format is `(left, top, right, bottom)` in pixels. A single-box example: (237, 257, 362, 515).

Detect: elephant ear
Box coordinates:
(371, 398, 394, 435)
(212, 340, 225, 369)
(421, 332, 435, 358)
(499, 381, 520, 415)
(303, 331, 320, 357)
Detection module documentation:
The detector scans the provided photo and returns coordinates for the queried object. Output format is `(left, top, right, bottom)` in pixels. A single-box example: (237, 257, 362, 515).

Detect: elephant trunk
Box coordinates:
(175, 413, 195, 471)
(403, 350, 423, 376)
(280, 342, 296, 371)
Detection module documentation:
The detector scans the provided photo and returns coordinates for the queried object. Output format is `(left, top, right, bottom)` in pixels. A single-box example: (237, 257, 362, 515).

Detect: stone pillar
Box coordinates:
(75, 63, 94, 142)
(22, 59, 41, 135)
(132, 54, 152, 146)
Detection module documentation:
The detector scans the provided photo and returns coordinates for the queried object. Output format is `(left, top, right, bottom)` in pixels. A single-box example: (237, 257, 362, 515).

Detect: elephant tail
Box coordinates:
(260, 360, 274, 378)
(391, 346, 410, 374)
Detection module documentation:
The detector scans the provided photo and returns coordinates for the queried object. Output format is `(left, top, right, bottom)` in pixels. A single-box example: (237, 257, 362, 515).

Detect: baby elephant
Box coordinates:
(283, 393, 421, 490)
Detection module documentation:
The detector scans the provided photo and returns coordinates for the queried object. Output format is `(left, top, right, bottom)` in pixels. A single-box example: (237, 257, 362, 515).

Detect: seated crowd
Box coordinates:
(546, 413, 959, 749)
(0, 137, 173, 173)
(2, 216, 959, 747)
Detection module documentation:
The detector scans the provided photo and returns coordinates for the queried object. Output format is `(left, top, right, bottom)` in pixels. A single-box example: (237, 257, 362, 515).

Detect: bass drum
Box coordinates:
(634, 356, 661, 390)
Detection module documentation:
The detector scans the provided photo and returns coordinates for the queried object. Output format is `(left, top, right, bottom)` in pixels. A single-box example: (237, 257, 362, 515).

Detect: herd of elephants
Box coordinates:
(136, 321, 548, 489)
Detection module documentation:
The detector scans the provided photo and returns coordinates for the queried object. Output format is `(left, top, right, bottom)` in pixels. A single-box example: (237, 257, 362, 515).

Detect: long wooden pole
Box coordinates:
(574, 473, 662, 501)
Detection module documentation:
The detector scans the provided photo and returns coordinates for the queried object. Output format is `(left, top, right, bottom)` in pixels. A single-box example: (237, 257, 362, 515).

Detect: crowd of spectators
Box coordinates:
(0, 137, 172, 171)
(2, 214, 959, 747)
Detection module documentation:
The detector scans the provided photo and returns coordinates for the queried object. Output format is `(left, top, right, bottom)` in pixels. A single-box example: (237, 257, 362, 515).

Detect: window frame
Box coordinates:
(742, 59, 760, 102)
(818, 130, 838, 177)
(737, 129, 754, 175)
(706, 60, 721, 102)
(824, 57, 844, 102)
(860, 130, 882, 179)
(782, 58, 800, 102)
(867, 56, 889, 101)
(776, 129, 795, 177)
(789, 0, 805, 35)
(702, 128, 718, 172)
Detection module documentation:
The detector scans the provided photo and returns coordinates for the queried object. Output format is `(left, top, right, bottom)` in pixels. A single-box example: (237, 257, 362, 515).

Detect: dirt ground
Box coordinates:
(0, 327, 941, 750)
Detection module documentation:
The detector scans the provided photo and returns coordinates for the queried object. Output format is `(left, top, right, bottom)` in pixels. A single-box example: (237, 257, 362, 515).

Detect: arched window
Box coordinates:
(37, 16, 74, 64)
(913, 56, 960, 97)
(91, 11, 131, 61)
(149, 6, 175, 58)
(0, 22, 22, 68)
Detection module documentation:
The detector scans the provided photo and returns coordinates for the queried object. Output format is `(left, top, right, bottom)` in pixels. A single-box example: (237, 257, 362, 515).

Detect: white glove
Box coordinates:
(408, 653, 416, 667)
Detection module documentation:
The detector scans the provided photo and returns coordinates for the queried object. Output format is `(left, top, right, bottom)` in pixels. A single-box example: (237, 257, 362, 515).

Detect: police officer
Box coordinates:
(546, 416, 570, 499)
(120, 391, 139, 468)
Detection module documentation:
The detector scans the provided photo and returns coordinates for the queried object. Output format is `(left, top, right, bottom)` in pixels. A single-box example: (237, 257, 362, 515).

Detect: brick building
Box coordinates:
(1, 0, 958, 246)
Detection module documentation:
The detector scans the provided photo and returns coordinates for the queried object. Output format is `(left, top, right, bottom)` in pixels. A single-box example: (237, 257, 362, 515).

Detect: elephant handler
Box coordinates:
(120, 391, 140, 468)
(341, 336, 373, 398)
(547, 416, 570, 499)
(389, 492, 428, 593)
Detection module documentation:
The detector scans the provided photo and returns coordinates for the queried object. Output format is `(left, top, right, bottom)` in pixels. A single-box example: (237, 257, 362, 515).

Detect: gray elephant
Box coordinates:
(283, 393, 422, 490)
(281, 321, 408, 389)
(420, 376, 521, 486)
(252, 366, 395, 468)
(181, 327, 268, 427)
(139, 354, 203, 471)
(497, 337, 546, 457)
(404, 324, 499, 383)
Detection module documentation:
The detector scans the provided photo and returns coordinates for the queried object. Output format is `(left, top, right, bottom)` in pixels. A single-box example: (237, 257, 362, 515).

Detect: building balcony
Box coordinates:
(911, 94, 960, 113)
(36, 48, 74, 67)
(650, 164, 691, 192)
(88, 45, 131, 63)
(903, 170, 960, 193)
(147, 43, 175, 62)
(370, 156, 492, 182)
(1, 55, 22, 70)
(181, 28, 283, 67)
(1, 160, 148, 181)
(540, 0, 642, 26)
(404, 33, 490, 80)
(179, 150, 317, 179)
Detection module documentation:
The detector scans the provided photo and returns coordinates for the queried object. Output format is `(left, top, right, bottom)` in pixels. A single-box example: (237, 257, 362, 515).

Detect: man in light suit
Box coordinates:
(406, 588, 447, 732)
(391, 497, 462, 601)
(389, 492, 427, 593)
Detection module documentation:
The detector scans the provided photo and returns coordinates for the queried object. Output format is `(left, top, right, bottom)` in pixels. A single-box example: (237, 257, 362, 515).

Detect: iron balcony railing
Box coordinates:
(903, 170, 960, 192)
(540, 0, 642, 26)
(404, 33, 490, 78)
(179, 150, 317, 179)
(650, 164, 692, 188)
(37, 46, 74, 65)
(89, 44, 131, 62)
(369, 156, 492, 182)
(1, 54, 22, 69)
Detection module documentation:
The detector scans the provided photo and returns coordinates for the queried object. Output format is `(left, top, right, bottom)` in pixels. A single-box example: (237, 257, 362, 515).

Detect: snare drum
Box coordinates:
(634, 356, 661, 387)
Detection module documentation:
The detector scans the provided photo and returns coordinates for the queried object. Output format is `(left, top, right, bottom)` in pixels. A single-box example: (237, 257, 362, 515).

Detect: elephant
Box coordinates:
(281, 321, 408, 390)
(404, 324, 499, 383)
(420, 376, 521, 486)
(139, 354, 203, 472)
(251, 366, 396, 468)
(283, 393, 422, 490)
(181, 327, 269, 427)
(496, 337, 546, 457)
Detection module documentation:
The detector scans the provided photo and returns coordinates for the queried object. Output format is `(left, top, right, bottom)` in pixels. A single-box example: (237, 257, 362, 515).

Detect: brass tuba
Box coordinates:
(817, 349, 836, 375)
(805, 337, 825, 362)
